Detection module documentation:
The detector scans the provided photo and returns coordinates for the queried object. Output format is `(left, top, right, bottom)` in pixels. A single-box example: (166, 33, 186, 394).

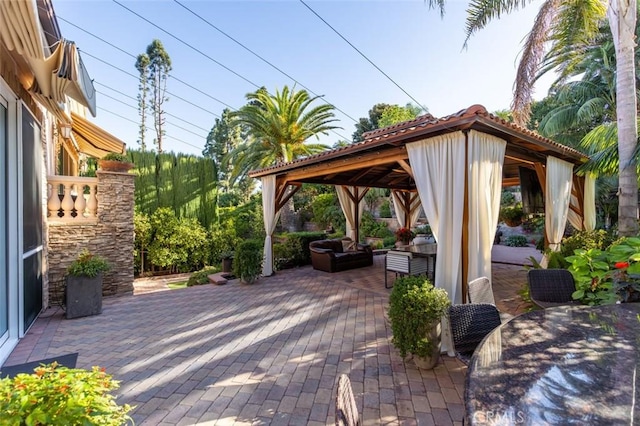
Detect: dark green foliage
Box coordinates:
(277, 232, 326, 267)
(207, 224, 239, 265)
(499, 204, 524, 225)
(219, 194, 264, 240)
(560, 230, 616, 258)
(383, 236, 397, 248)
(414, 225, 433, 237)
(234, 239, 264, 284)
(129, 149, 218, 230)
(310, 192, 344, 231)
(360, 211, 390, 239)
(379, 200, 392, 218)
(388, 276, 450, 357)
(187, 266, 219, 286)
(504, 235, 529, 247)
(521, 216, 544, 233)
(501, 190, 516, 206)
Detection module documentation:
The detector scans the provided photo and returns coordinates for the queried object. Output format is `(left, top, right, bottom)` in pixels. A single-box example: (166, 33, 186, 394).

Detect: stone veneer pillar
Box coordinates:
(47, 170, 135, 303)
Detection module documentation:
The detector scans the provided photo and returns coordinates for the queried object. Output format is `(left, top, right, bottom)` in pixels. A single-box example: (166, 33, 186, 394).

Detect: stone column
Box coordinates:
(96, 170, 135, 296)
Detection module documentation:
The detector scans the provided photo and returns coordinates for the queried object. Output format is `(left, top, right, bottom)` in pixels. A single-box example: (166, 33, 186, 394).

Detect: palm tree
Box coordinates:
(426, 0, 637, 235)
(227, 85, 339, 230)
(227, 86, 338, 181)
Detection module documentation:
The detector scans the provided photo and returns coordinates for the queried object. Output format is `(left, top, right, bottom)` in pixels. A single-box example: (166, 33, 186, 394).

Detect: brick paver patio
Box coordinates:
(3, 254, 532, 425)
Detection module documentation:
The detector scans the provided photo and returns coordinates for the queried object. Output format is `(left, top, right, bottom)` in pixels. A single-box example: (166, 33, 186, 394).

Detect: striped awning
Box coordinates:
(0, 1, 96, 116)
(71, 112, 125, 158)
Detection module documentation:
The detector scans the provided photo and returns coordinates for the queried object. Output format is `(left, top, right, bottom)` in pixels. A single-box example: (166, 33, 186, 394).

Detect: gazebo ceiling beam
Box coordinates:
(280, 146, 408, 182)
(350, 168, 373, 182)
(396, 159, 414, 178)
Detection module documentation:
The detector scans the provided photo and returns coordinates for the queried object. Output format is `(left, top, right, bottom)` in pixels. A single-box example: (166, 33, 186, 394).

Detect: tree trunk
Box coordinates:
(609, 0, 638, 236)
(280, 197, 298, 232)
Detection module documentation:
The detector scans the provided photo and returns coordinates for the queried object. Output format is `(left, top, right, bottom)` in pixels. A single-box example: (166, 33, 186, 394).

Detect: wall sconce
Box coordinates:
(59, 123, 72, 140)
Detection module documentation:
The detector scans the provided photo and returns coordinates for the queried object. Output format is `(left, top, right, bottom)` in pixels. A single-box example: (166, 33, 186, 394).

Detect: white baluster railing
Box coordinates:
(47, 176, 99, 222)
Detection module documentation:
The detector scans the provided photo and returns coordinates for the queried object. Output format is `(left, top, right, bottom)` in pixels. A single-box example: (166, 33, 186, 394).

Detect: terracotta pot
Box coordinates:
(98, 159, 134, 172)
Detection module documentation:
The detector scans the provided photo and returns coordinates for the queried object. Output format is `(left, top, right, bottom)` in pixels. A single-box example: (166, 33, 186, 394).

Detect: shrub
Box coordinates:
(560, 230, 615, 258)
(414, 224, 433, 237)
(0, 363, 132, 425)
(521, 216, 544, 233)
(379, 200, 392, 218)
(187, 266, 219, 286)
(277, 232, 326, 266)
(311, 193, 344, 230)
(207, 224, 239, 265)
(373, 227, 394, 238)
(101, 152, 130, 162)
(234, 239, 263, 284)
(504, 235, 529, 247)
(383, 236, 397, 248)
(147, 208, 209, 273)
(67, 249, 110, 278)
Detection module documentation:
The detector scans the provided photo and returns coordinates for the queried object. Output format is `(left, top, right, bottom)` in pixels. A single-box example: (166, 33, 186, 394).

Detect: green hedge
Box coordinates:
(278, 232, 326, 267)
(234, 239, 263, 283)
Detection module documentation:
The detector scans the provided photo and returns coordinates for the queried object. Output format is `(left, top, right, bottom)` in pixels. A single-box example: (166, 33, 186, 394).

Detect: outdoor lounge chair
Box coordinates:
(448, 303, 501, 365)
(527, 269, 578, 309)
(335, 374, 360, 426)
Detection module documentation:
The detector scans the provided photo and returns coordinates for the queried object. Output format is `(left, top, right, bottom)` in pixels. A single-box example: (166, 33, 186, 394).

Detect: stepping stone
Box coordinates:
(208, 273, 227, 285)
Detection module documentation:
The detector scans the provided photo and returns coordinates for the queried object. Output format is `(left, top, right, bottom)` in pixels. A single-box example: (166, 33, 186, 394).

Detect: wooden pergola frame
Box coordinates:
(250, 105, 590, 300)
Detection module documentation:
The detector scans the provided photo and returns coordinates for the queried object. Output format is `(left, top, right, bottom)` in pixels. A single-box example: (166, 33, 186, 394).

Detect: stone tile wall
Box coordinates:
(47, 171, 135, 304)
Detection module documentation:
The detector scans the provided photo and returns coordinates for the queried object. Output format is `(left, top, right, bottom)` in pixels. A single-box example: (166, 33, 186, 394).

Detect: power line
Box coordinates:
(299, 0, 425, 109)
(96, 89, 208, 139)
(172, 0, 359, 125)
(94, 82, 212, 133)
(113, 0, 260, 89)
(56, 15, 236, 111)
(110, 0, 352, 142)
(79, 50, 220, 118)
(100, 106, 204, 151)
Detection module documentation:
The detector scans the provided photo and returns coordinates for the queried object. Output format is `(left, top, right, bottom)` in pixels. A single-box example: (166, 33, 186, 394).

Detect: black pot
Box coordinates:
(65, 273, 103, 319)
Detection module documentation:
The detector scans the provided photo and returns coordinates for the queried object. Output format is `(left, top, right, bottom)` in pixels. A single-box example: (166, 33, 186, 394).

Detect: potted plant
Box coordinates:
(0, 362, 132, 425)
(388, 275, 451, 369)
(234, 239, 263, 284)
(221, 251, 234, 274)
(98, 153, 134, 173)
(499, 204, 524, 227)
(65, 249, 110, 319)
(395, 227, 415, 245)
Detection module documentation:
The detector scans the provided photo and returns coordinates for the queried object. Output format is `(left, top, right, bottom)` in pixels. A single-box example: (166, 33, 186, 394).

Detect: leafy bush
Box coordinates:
(501, 190, 516, 206)
(414, 224, 432, 237)
(234, 239, 263, 284)
(383, 236, 397, 248)
(560, 230, 615, 258)
(504, 235, 529, 247)
(147, 208, 209, 273)
(361, 211, 390, 238)
(133, 211, 152, 275)
(207, 224, 239, 265)
(373, 227, 394, 238)
(0, 363, 132, 425)
(379, 200, 392, 218)
(219, 195, 264, 240)
(388, 276, 450, 358)
(277, 232, 326, 267)
(67, 249, 110, 278)
(521, 216, 544, 233)
(187, 266, 219, 286)
(310, 193, 345, 231)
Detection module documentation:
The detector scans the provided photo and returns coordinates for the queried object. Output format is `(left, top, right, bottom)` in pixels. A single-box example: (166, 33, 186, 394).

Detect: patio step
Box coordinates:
(208, 273, 228, 285)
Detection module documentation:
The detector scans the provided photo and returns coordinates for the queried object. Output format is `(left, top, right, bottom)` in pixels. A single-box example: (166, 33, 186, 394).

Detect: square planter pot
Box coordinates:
(65, 273, 103, 319)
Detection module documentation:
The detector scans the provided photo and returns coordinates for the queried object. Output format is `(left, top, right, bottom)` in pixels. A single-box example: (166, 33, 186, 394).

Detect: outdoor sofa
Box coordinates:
(309, 239, 373, 273)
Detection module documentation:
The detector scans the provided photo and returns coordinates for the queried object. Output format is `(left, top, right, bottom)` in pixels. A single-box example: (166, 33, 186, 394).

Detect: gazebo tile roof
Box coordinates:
(249, 104, 587, 178)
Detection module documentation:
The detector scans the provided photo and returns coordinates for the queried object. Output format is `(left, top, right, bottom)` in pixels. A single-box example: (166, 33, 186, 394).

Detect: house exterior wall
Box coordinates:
(47, 171, 135, 302)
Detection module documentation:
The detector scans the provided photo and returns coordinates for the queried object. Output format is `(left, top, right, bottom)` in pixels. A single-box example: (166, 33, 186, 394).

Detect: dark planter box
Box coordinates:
(65, 274, 103, 319)
(222, 258, 233, 273)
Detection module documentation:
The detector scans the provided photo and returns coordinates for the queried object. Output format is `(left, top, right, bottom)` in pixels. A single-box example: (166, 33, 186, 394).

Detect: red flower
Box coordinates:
(615, 262, 630, 269)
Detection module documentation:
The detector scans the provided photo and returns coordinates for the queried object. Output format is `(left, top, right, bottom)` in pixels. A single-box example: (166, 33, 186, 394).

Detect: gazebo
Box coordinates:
(250, 105, 593, 310)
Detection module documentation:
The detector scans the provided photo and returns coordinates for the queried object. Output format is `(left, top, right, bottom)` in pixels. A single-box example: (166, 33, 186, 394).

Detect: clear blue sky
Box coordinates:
(53, 0, 549, 156)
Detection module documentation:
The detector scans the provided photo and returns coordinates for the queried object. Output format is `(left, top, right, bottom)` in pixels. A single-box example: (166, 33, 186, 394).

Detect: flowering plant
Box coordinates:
(567, 237, 640, 305)
(395, 227, 415, 242)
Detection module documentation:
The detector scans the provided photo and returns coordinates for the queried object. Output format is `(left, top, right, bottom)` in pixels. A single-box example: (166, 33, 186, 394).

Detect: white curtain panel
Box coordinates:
(261, 175, 281, 276)
(567, 174, 597, 231)
(584, 174, 596, 231)
(392, 190, 422, 229)
(545, 156, 574, 253)
(467, 130, 506, 285)
(407, 131, 465, 356)
(337, 186, 364, 241)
